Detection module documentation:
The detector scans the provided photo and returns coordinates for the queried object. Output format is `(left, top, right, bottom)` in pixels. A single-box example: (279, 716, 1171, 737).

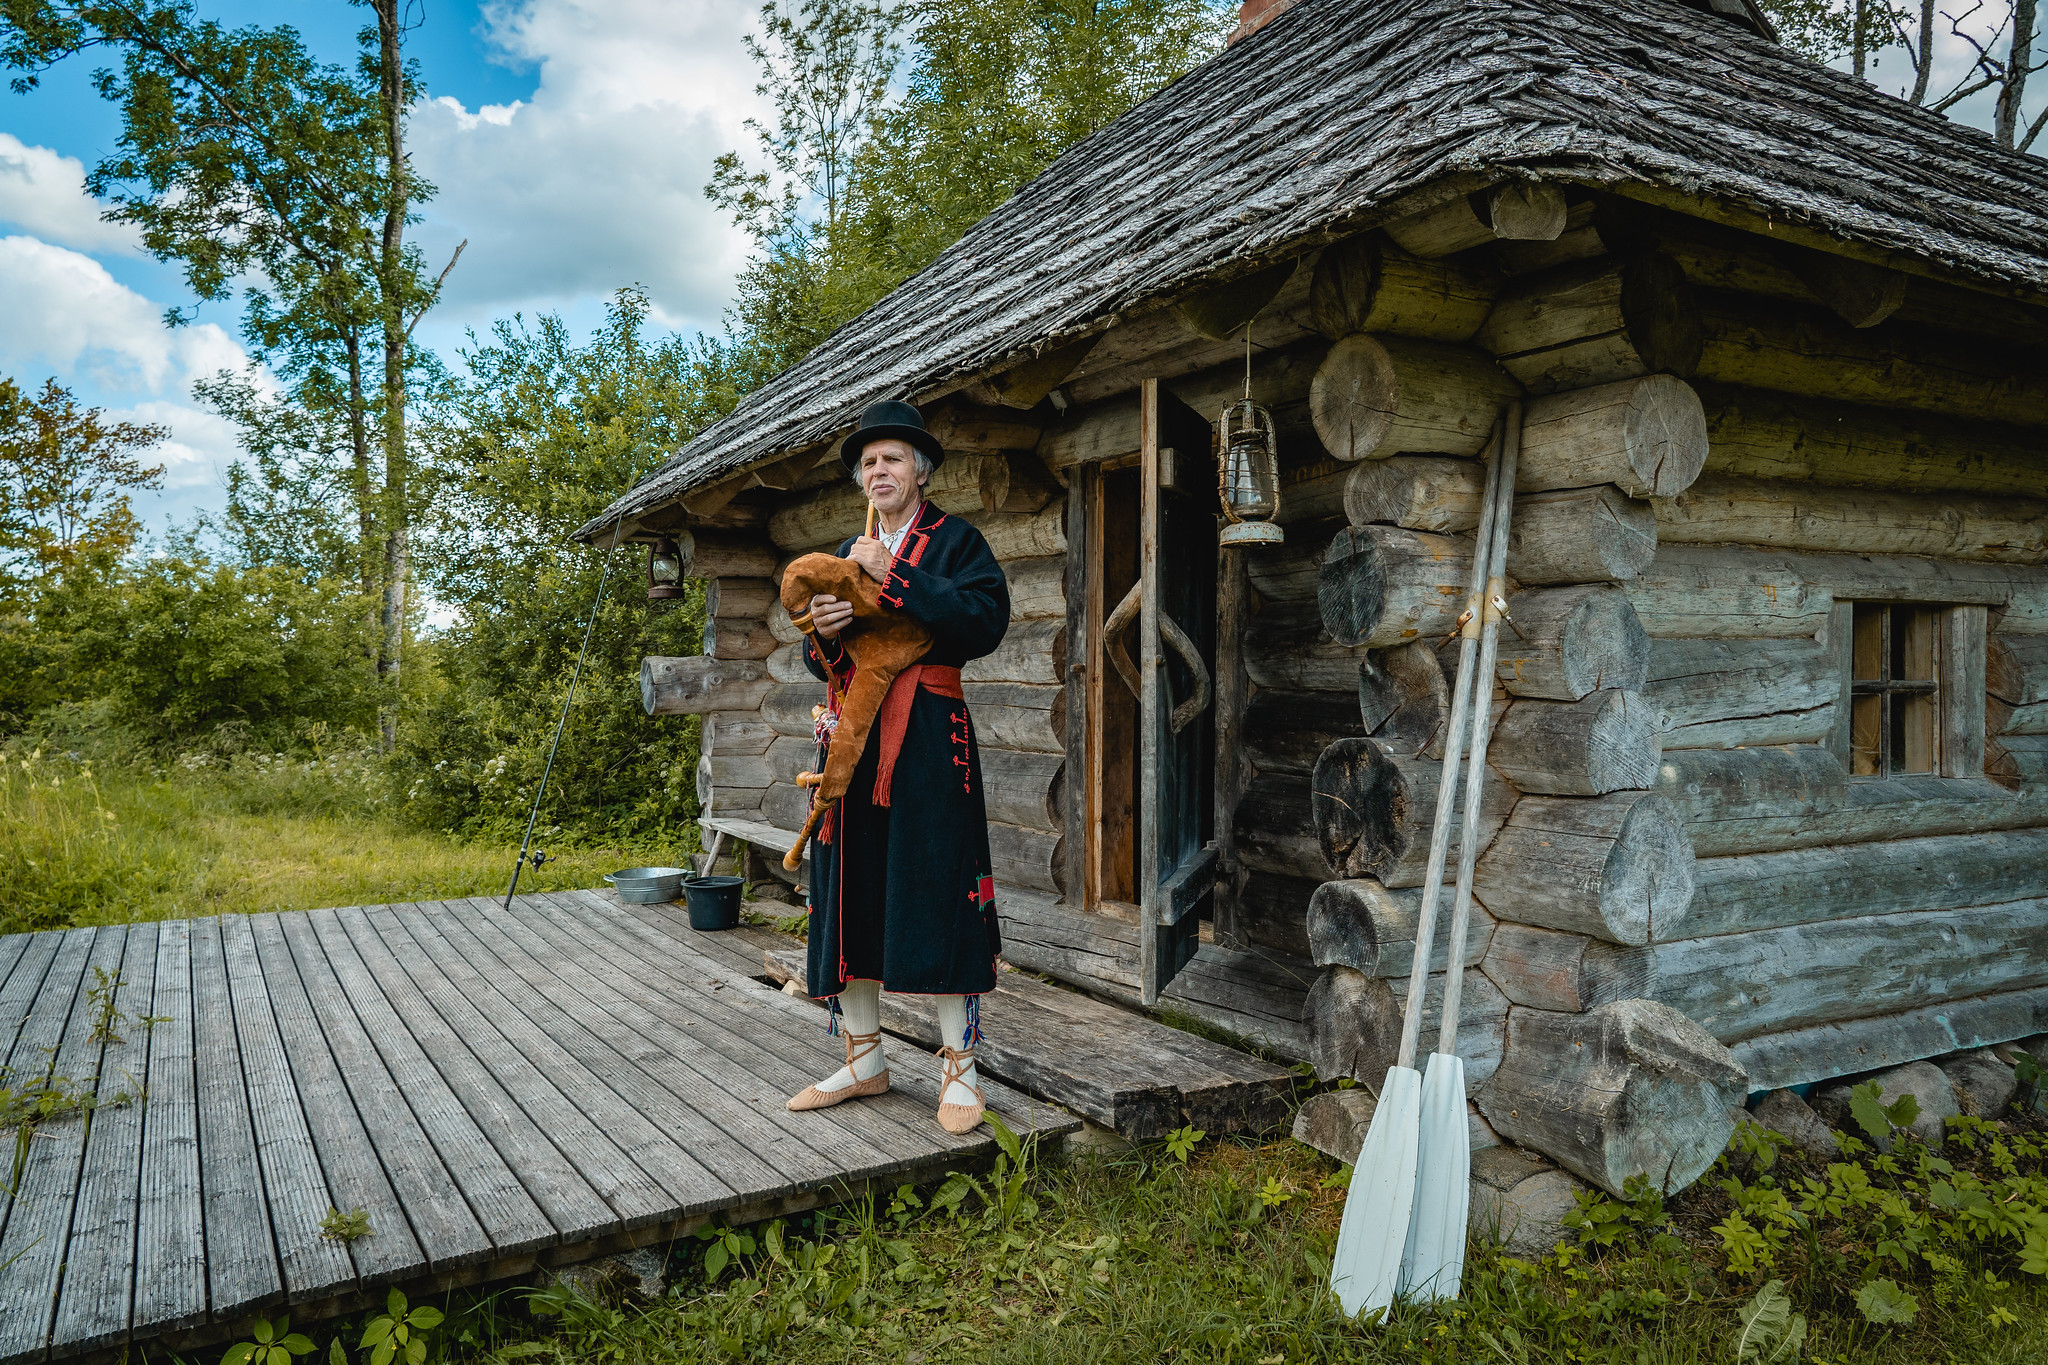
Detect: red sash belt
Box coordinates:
(872, 664, 964, 806)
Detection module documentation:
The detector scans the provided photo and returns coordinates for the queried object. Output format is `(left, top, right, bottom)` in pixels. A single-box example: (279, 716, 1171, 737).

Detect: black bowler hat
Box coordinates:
(839, 399, 946, 471)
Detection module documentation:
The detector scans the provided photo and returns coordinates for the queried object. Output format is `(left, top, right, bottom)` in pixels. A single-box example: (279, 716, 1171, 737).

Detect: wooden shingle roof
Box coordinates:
(578, 0, 2048, 539)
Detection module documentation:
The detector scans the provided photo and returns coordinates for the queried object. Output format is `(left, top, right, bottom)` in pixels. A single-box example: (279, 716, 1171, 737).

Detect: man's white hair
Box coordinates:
(851, 443, 934, 492)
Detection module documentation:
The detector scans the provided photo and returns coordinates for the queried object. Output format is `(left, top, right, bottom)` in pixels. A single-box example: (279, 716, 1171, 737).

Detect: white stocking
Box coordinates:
(935, 994, 980, 1106)
(812, 979, 885, 1093)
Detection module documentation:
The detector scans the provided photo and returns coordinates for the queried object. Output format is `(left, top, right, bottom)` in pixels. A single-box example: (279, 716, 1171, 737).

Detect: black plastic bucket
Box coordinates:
(683, 875, 744, 931)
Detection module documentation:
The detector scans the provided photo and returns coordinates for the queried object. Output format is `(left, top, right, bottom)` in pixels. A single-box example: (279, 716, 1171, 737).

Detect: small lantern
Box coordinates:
(1216, 398, 1284, 546)
(646, 534, 687, 600)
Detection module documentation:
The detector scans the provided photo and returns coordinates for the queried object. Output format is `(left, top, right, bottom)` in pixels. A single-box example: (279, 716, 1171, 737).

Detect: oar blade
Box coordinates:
(1330, 1065, 1422, 1320)
(1399, 1052, 1471, 1303)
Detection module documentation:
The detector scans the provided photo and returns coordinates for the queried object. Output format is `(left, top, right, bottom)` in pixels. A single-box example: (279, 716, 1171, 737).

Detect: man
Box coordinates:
(784, 399, 1010, 1134)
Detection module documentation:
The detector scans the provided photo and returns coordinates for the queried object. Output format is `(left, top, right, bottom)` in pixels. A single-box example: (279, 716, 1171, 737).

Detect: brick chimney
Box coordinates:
(1227, 0, 1303, 44)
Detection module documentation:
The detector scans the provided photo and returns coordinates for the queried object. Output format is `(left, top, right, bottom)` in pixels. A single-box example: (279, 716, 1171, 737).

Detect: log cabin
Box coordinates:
(577, 0, 2048, 1198)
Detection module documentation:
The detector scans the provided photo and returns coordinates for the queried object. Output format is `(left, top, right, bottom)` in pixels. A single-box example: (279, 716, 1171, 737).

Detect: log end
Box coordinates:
(1622, 374, 1710, 498)
(1311, 738, 1406, 879)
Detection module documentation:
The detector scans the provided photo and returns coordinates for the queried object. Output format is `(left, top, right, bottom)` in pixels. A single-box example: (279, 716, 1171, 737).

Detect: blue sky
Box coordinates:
(0, 0, 764, 534)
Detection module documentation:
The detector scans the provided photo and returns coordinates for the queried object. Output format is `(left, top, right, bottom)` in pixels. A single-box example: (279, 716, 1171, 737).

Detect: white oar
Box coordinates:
(1329, 417, 1508, 1321)
(1400, 401, 1523, 1304)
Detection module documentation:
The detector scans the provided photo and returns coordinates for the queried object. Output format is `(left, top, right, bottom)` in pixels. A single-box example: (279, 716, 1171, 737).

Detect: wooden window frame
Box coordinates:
(1827, 601, 1986, 779)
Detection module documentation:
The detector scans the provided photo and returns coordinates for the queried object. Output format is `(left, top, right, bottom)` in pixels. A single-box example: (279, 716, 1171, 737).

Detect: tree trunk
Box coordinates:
(1519, 375, 1708, 498)
(1244, 688, 1369, 776)
(1476, 1000, 1746, 1197)
(373, 0, 410, 750)
(1731, 985, 2048, 1094)
(1480, 923, 1593, 1011)
(1495, 584, 1652, 700)
(687, 530, 780, 580)
(705, 616, 778, 661)
(960, 619, 1065, 686)
(1382, 182, 1568, 257)
(706, 577, 778, 619)
(1317, 523, 1481, 648)
(979, 748, 1065, 831)
(989, 821, 1064, 895)
(1477, 254, 1702, 393)
(1471, 792, 1694, 944)
(1357, 641, 1452, 754)
(1308, 334, 1519, 462)
(1488, 690, 1663, 795)
(964, 682, 1067, 754)
(1235, 770, 1328, 881)
(1343, 455, 1486, 532)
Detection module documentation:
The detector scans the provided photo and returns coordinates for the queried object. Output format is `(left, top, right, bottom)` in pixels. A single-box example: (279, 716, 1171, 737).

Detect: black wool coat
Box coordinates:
(802, 498, 1010, 998)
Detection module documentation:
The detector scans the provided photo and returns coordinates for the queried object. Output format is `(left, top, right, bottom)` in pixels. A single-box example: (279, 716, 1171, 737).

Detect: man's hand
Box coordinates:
(808, 593, 855, 640)
(849, 535, 891, 583)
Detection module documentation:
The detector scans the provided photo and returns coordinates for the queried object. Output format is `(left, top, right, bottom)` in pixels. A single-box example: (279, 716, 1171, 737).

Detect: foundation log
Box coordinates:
(642, 656, 772, 716)
(979, 748, 1065, 832)
(1675, 827, 2048, 941)
(705, 615, 778, 661)
(988, 821, 1064, 895)
(1472, 792, 1694, 945)
(1518, 375, 1709, 498)
(1244, 689, 1368, 776)
(1731, 986, 2048, 1093)
(706, 577, 778, 619)
(1575, 897, 2048, 1042)
(1477, 254, 1703, 394)
(681, 530, 780, 581)
(1481, 924, 1595, 1012)
(1308, 234, 1501, 342)
(1312, 737, 1517, 887)
(1653, 474, 2048, 564)
(1655, 746, 2048, 856)
(1494, 585, 1652, 700)
(1699, 384, 2048, 498)
(1487, 690, 1663, 796)
(1344, 455, 1486, 531)
(1382, 181, 1568, 257)
(1477, 1000, 1746, 1198)
(1235, 770, 1328, 881)
(1695, 295, 2048, 429)
(1307, 878, 1497, 976)
(961, 619, 1066, 686)
(1318, 523, 1478, 648)
(1357, 641, 1452, 754)
(1645, 636, 1838, 750)
(1307, 965, 1510, 1086)
(1508, 486, 1659, 585)
(963, 682, 1066, 754)
(1308, 334, 1520, 462)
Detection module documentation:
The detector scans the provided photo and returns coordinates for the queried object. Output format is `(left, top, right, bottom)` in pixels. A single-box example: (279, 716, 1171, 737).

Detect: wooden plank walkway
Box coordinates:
(0, 893, 1074, 1364)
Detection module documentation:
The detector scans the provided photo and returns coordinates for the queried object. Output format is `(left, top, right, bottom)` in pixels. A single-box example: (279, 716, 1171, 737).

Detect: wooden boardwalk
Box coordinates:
(0, 891, 1074, 1364)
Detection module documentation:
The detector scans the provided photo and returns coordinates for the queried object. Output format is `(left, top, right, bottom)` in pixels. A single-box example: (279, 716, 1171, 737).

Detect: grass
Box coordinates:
(234, 1114, 2048, 1365)
(0, 747, 684, 936)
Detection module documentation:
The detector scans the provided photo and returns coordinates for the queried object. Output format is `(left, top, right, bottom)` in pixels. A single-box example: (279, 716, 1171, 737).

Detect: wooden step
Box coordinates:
(760, 946, 1293, 1141)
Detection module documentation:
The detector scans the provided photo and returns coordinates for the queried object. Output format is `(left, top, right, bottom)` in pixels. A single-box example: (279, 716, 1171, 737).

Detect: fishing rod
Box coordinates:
(503, 516, 628, 910)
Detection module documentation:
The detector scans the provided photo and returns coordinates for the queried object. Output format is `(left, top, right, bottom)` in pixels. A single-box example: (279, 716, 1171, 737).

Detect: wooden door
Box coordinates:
(1138, 379, 1218, 1004)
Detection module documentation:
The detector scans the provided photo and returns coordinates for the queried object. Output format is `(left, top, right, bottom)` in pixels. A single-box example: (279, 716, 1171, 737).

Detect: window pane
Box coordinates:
(1852, 693, 1884, 776)
(1853, 603, 1887, 683)
(1898, 692, 1937, 774)
(1898, 606, 1937, 682)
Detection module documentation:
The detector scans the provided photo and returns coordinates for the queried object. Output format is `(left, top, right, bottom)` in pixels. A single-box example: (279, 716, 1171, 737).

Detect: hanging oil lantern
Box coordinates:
(646, 534, 687, 600)
(1217, 397, 1283, 546)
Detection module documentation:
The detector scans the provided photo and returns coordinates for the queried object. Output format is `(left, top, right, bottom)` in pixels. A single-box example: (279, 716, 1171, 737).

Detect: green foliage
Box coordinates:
(1162, 1123, 1205, 1164)
(1856, 1275, 1920, 1323)
(1564, 1173, 1671, 1250)
(1850, 1079, 1922, 1147)
(695, 1223, 761, 1281)
(320, 1206, 373, 1245)
(360, 1288, 443, 1365)
(221, 1316, 315, 1365)
(1735, 1278, 1807, 1361)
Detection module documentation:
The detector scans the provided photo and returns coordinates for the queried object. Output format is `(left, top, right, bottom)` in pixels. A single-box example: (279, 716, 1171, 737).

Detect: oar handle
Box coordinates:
(1392, 417, 1507, 1072)
(1436, 401, 1523, 1052)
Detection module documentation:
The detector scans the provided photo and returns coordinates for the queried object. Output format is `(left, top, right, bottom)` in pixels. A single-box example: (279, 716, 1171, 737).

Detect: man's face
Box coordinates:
(859, 440, 925, 517)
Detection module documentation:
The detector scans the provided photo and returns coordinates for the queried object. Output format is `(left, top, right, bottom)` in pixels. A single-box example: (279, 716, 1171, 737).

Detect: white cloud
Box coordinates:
(0, 133, 140, 256)
(0, 234, 246, 394)
(407, 0, 765, 334)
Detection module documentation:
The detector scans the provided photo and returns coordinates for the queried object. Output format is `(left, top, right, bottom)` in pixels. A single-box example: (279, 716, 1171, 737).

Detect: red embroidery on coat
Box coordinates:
(970, 874, 996, 910)
(949, 708, 972, 793)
